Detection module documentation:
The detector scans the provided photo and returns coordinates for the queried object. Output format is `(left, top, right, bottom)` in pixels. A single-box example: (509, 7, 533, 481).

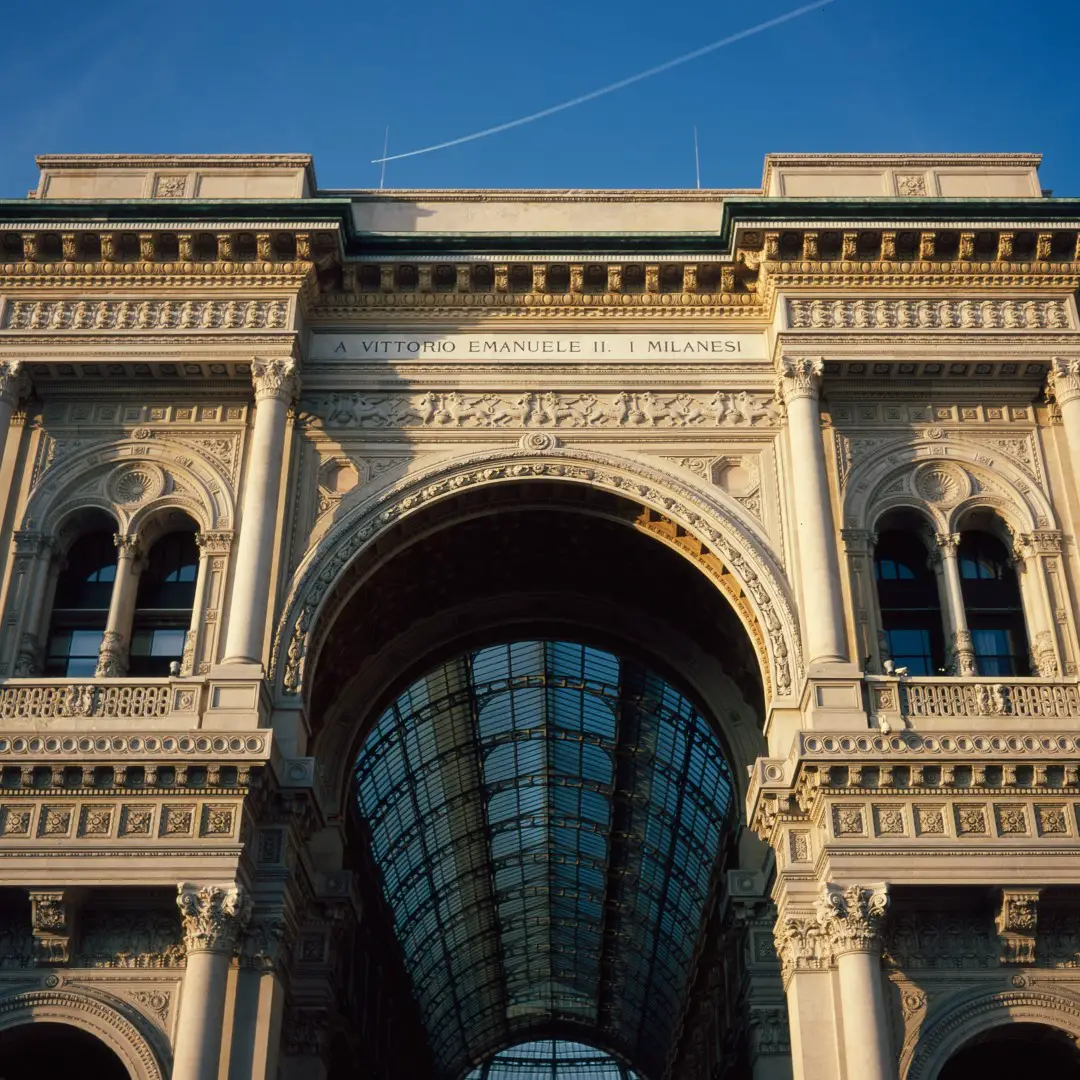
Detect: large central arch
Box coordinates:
(271, 445, 802, 718)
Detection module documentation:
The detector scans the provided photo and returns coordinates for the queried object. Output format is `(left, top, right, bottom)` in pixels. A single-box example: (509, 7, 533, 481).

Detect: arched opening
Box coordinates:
(308, 480, 770, 1079)
(465, 1038, 642, 1078)
(129, 524, 199, 676)
(958, 532, 1030, 676)
(937, 1021, 1080, 1079)
(352, 639, 735, 1080)
(873, 524, 944, 675)
(44, 514, 118, 676)
(0, 1021, 130, 1079)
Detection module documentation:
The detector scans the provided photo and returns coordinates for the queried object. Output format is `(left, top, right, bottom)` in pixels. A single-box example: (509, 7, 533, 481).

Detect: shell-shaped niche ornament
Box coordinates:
(913, 461, 970, 506)
(107, 462, 167, 507)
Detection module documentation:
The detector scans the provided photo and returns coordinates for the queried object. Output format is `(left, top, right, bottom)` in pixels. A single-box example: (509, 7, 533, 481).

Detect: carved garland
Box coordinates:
(271, 447, 802, 703)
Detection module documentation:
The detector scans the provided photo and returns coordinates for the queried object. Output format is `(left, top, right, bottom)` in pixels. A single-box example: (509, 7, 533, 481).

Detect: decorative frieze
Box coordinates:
(1, 298, 290, 332)
(302, 389, 782, 430)
(787, 297, 1071, 330)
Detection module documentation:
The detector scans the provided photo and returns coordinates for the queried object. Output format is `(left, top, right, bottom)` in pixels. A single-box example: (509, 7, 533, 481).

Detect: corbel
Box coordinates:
(569, 264, 584, 294)
(683, 264, 699, 293)
(1036, 233, 1053, 260)
(995, 888, 1040, 965)
(997, 232, 1015, 261)
(139, 233, 155, 261)
(607, 264, 622, 292)
(217, 232, 235, 261)
(379, 266, 394, 293)
(802, 233, 819, 261)
(100, 232, 117, 261)
(455, 264, 471, 292)
(764, 232, 780, 260)
(841, 232, 857, 259)
(644, 265, 660, 293)
(919, 232, 936, 260)
(21, 234, 38, 262)
(880, 232, 897, 261)
(178, 233, 195, 261)
(493, 264, 509, 293)
(532, 264, 548, 293)
(29, 888, 83, 965)
(959, 232, 976, 259)
(720, 266, 735, 292)
(417, 265, 433, 293)
(61, 233, 77, 261)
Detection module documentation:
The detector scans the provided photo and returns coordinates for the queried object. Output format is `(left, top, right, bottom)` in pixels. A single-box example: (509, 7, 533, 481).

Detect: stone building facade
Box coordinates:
(0, 151, 1077, 1078)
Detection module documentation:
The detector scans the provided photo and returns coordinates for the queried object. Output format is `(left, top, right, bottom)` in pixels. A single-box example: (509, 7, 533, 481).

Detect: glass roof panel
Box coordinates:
(354, 641, 734, 1079)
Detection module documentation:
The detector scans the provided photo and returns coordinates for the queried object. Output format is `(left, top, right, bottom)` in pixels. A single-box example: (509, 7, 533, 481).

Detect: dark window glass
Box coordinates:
(874, 531, 945, 674)
(129, 532, 198, 677)
(45, 531, 116, 676)
(958, 533, 1030, 676)
(44, 629, 104, 677)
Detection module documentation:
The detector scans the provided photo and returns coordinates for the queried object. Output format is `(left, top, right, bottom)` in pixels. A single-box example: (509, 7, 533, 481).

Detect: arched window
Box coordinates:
(128, 530, 198, 676)
(44, 531, 117, 677)
(465, 1039, 642, 1078)
(874, 530, 945, 675)
(959, 532, 1030, 676)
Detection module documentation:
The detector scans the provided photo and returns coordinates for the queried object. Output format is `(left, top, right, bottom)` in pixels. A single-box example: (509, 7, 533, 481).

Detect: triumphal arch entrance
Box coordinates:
(0, 151, 1079, 1079)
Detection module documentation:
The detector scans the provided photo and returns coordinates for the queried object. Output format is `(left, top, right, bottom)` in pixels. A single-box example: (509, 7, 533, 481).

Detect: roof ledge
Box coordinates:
(762, 152, 1043, 199)
(32, 154, 316, 201)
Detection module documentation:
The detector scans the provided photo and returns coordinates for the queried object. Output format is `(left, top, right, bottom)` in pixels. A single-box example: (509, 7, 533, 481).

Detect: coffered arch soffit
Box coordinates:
(844, 437, 1055, 539)
(23, 435, 235, 541)
(903, 987, 1080, 1080)
(271, 444, 802, 709)
(0, 985, 171, 1080)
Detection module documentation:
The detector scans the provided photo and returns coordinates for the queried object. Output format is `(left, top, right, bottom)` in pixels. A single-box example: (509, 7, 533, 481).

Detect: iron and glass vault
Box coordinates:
(353, 640, 735, 1079)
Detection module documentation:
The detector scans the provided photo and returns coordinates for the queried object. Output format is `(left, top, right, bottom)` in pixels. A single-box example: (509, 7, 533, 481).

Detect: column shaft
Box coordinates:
(1051, 358, 1080, 485)
(0, 360, 26, 469)
(935, 534, 976, 675)
(173, 948, 231, 1080)
(836, 950, 894, 1080)
(95, 535, 142, 677)
(222, 359, 298, 666)
(780, 358, 847, 665)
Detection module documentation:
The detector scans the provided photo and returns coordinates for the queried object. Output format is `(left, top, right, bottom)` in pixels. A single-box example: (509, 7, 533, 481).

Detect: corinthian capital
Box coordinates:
(1048, 356, 1080, 408)
(0, 360, 29, 408)
(778, 357, 824, 403)
(252, 357, 300, 404)
(817, 882, 889, 956)
(177, 882, 251, 954)
(773, 914, 832, 985)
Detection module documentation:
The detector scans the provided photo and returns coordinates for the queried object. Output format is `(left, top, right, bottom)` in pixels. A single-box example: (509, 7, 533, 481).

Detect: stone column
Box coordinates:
(180, 535, 214, 676)
(779, 358, 847, 666)
(774, 913, 842, 1080)
(842, 529, 881, 670)
(0, 360, 28, 465)
(932, 533, 976, 676)
(222, 358, 299, 666)
(1011, 533, 1060, 676)
(1049, 357, 1080, 485)
(10, 533, 55, 676)
(174, 883, 250, 1080)
(95, 534, 144, 677)
(227, 912, 292, 1080)
(817, 883, 893, 1080)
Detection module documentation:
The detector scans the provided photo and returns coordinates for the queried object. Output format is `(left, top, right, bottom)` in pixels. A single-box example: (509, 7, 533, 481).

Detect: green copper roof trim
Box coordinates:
(1, 196, 1079, 259)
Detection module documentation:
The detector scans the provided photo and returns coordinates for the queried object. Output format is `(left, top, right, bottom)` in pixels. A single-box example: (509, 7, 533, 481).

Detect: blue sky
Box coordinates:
(2, 0, 1078, 197)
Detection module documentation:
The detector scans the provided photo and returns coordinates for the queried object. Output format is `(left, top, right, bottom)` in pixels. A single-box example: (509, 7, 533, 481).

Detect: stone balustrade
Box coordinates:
(867, 675, 1080, 722)
(0, 677, 205, 721)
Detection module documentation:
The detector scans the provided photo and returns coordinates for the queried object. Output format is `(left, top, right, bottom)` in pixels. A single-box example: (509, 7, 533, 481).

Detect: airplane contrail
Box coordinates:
(372, 0, 838, 165)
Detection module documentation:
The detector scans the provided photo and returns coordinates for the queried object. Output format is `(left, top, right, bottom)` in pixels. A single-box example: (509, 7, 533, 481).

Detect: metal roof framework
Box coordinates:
(464, 1038, 642, 1079)
(353, 640, 735, 1079)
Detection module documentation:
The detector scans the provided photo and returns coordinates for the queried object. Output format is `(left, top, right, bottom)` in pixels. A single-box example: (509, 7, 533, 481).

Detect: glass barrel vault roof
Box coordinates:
(353, 641, 735, 1079)
(464, 1038, 641, 1079)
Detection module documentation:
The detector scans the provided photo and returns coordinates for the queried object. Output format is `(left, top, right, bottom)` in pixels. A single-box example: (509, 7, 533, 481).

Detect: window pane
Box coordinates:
(149, 629, 186, 657)
(69, 630, 104, 657)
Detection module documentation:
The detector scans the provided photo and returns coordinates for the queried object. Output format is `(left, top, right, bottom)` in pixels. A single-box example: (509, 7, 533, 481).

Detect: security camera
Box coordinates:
(894, 666, 909, 677)
(883, 660, 896, 675)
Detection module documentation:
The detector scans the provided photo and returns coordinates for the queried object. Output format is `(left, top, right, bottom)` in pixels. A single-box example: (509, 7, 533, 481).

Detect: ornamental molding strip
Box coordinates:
(1, 298, 292, 332)
(786, 297, 1073, 330)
